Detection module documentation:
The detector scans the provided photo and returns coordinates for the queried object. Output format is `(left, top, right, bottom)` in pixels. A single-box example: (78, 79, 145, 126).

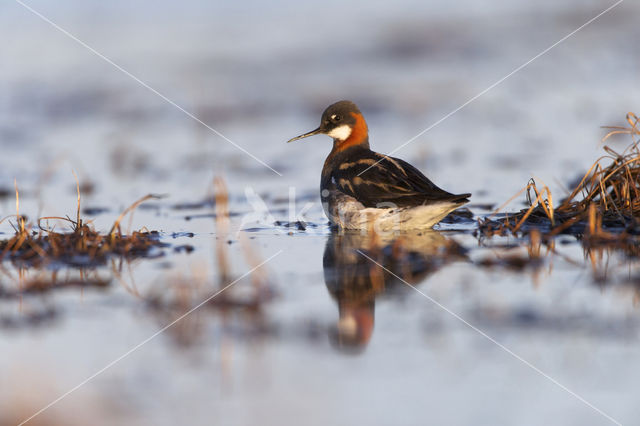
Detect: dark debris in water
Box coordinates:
(242, 221, 322, 233)
(242, 227, 267, 233)
(83, 206, 111, 216)
(439, 207, 475, 224)
(173, 244, 194, 254)
(171, 232, 194, 238)
(273, 220, 319, 231)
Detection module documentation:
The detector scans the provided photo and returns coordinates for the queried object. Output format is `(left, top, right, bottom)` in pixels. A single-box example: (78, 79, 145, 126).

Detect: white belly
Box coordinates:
(323, 191, 465, 232)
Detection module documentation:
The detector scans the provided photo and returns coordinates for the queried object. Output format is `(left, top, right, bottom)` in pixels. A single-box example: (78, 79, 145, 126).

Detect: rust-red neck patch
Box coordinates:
(334, 112, 369, 152)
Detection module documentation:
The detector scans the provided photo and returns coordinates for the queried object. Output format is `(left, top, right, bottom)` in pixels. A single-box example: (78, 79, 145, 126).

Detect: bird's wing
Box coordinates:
(332, 152, 470, 208)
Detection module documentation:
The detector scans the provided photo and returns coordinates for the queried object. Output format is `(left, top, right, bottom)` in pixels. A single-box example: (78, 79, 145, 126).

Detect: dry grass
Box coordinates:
(479, 112, 640, 242)
(144, 177, 276, 346)
(0, 179, 164, 268)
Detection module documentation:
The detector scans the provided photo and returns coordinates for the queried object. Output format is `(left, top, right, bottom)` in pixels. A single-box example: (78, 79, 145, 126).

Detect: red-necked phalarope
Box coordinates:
(288, 100, 470, 230)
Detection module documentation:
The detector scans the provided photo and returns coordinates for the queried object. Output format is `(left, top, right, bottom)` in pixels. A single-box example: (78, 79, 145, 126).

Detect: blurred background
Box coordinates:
(2, 0, 639, 207)
(1, 1, 639, 425)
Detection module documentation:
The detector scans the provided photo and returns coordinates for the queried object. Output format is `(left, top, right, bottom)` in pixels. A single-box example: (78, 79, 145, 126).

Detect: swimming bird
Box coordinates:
(288, 100, 471, 231)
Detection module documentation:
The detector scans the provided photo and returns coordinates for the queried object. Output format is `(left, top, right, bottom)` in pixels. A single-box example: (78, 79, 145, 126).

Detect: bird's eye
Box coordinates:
(331, 114, 342, 122)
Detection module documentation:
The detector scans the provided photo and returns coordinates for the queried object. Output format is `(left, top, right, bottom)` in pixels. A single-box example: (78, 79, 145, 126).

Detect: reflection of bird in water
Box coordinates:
(323, 231, 466, 353)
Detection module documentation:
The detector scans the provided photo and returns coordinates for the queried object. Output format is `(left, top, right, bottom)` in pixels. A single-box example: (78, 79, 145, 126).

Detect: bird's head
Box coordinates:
(288, 100, 369, 149)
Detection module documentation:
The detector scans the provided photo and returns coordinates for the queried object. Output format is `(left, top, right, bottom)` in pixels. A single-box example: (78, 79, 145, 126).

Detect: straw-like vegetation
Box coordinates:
(144, 177, 276, 346)
(478, 112, 640, 246)
(0, 178, 165, 268)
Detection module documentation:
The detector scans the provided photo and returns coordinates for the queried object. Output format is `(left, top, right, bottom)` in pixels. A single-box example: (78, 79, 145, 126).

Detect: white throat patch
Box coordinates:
(327, 125, 352, 141)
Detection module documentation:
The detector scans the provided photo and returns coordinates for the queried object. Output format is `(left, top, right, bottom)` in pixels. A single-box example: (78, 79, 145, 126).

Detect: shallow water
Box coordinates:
(2, 1, 640, 425)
